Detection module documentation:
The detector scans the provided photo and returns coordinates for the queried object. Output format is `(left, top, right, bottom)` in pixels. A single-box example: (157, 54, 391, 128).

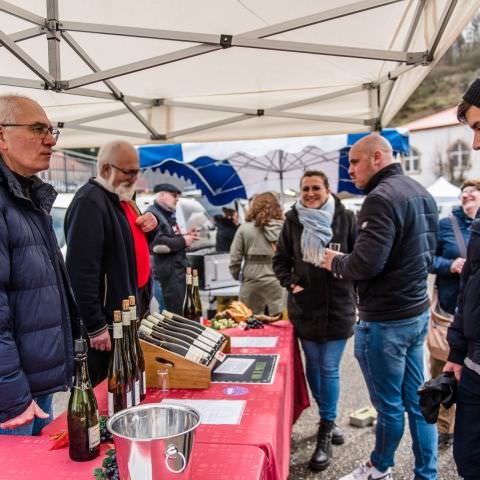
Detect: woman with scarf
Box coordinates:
(273, 170, 356, 472)
(229, 192, 284, 315)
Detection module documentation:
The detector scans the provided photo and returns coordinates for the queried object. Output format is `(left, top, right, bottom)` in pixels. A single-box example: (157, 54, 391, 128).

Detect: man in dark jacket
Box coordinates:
(0, 95, 75, 435)
(214, 207, 239, 252)
(147, 183, 199, 314)
(323, 134, 438, 480)
(65, 140, 158, 386)
(445, 78, 480, 480)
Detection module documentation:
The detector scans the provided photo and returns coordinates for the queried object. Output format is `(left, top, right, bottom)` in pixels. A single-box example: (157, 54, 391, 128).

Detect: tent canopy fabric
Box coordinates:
(0, 1, 478, 147)
(138, 128, 409, 205)
(427, 176, 461, 202)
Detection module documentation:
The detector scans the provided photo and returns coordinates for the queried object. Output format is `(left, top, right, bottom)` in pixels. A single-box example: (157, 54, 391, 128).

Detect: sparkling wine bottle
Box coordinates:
(108, 310, 131, 416)
(68, 338, 100, 462)
(183, 267, 197, 321)
(129, 295, 146, 401)
(122, 299, 139, 406)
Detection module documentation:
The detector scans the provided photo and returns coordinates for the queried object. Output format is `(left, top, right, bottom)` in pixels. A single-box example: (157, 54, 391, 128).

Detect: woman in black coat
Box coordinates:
(273, 170, 356, 471)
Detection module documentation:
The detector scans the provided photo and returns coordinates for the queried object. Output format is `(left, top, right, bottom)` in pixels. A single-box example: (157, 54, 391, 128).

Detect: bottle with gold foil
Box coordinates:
(68, 338, 100, 462)
(182, 267, 196, 321)
(129, 295, 146, 401)
(107, 310, 131, 416)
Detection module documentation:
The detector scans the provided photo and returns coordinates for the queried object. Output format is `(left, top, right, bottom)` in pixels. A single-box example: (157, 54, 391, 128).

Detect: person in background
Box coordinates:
(429, 178, 480, 448)
(273, 171, 356, 471)
(65, 140, 158, 386)
(0, 95, 76, 434)
(322, 133, 438, 480)
(214, 207, 239, 252)
(445, 77, 480, 480)
(147, 183, 199, 314)
(229, 192, 284, 315)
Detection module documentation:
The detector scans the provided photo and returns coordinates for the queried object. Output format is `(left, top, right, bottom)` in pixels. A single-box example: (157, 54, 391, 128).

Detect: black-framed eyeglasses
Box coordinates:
(110, 163, 140, 177)
(0, 123, 60, 141)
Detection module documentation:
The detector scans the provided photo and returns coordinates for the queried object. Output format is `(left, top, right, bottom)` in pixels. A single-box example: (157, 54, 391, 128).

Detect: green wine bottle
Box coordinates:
(192, 269, 203, 323)
(67, 338, 100, 462)
(122, 299, 137, 407)
(108, 310, 131, 416)
(183, 267, 197, 321)
(129, 295, 146, 401)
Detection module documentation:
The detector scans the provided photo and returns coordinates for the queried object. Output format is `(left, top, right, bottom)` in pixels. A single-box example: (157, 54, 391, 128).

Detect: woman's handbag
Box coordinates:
(427, 288, 453, 362)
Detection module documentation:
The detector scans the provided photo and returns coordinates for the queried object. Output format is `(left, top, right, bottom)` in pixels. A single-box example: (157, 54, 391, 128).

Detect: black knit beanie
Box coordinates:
(463, 78, 480, 108)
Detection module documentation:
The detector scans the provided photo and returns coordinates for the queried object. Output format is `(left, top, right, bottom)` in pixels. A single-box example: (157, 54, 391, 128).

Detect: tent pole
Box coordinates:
(46, 0, 61, 81)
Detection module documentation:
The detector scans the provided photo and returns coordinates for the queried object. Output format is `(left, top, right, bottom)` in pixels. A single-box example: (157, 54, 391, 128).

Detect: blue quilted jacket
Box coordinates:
(0, 158, 74, 423)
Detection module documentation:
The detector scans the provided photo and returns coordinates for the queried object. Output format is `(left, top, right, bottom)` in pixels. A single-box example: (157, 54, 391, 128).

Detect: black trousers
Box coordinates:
(453, 366, 480, 480)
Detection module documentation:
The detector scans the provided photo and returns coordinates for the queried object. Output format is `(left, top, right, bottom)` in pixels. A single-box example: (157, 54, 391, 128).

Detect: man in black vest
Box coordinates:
(323, 133, 438, 480)
(147, 183, 199, 314)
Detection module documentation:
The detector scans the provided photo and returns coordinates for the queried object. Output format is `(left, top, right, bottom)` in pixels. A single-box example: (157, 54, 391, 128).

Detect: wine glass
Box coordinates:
(157, 367, 170, 395)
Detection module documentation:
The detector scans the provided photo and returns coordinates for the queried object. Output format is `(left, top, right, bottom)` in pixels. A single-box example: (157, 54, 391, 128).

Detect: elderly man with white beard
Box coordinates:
(65, 140, 158, 386)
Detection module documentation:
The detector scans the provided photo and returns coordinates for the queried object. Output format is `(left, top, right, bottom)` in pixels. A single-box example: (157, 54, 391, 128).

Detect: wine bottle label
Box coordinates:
(185, 345, 206, 363)
(127, 390, 132, 408)
(134, 380, 140, 405)
(193, 338, 211, 351)
(198, 334, 216, 349)
(214, 350, 226, 362)
(113, 323, 123, 339)
(142, 370, 147, 395)
(202, 328, 222, 342)
(88, 424, 101, 449)
(193, 276, 199, 287)
(108, 392, 114, 417)
(122, 311, 131, 326)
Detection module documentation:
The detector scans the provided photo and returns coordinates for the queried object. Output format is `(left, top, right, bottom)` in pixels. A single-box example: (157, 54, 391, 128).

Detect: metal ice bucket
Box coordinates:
(107, 403, 201, 480)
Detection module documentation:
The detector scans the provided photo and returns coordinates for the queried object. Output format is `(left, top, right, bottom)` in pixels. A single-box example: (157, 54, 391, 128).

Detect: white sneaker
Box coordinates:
(339, 462, 393, 480)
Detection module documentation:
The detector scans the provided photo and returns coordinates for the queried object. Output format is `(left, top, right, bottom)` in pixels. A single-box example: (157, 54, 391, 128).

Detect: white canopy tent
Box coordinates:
(427, 175, 461, 202)
(0, 0, 479, 147)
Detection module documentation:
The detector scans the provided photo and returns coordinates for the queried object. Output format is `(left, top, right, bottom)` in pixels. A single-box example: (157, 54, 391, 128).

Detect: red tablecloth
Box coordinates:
(42, 321, 309, 480)
(0, 436, 268, 480)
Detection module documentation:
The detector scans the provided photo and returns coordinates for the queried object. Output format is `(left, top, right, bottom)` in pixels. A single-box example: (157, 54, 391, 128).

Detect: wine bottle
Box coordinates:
(122, 299, 140, 406)
(108, 310, 132, 416)
(148, 313, 217, 352)
(161, 310, 225, 345)
(192, 269, 204, 323)
(145, 315, 214, 362)
(129, 295, 146, 401)
(138, 324, 209, 365)
(68, 338, 100, 462)
(183, 267, 197, 321)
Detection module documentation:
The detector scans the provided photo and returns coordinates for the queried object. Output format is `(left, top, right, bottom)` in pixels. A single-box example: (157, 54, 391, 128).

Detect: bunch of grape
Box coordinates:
(246, 317, 264, 329)
(93, 449, 119, 480)
(99, 416, 113, 443)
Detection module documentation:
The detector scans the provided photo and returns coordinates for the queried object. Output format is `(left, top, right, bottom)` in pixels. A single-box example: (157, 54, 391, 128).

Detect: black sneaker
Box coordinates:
(332, 423, 345, 445)
(438, 432, 453, 448)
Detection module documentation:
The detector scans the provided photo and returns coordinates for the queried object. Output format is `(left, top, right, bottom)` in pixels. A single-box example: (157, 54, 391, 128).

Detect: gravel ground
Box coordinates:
(289, 339, 461, 480)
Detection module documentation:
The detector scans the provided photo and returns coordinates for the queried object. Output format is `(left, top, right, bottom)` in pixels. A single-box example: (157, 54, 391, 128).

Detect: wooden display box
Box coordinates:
(140, 334, 230, 389)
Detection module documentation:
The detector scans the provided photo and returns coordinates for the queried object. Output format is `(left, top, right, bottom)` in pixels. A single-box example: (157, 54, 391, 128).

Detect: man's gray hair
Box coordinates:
(0, 94, 34, 124)
(97, 140, 137, 168)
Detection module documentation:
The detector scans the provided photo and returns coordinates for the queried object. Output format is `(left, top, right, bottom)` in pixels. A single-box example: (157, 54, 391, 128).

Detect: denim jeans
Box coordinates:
(0, 394, 53, 436)
(354, 310, 437, 480)
(153, 280, 166, 312)
(453, 366, 480, 480)
(300, 338, 347, 421)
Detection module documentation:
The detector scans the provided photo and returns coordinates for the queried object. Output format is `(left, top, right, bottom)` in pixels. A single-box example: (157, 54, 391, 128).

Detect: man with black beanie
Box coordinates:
(445, 77, 480, 480)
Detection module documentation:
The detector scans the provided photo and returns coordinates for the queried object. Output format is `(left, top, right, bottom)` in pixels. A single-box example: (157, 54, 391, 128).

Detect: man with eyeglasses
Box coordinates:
(0, 95, 76, 435)
(65, 140, 158, 386)
(322, 133, 438, 480)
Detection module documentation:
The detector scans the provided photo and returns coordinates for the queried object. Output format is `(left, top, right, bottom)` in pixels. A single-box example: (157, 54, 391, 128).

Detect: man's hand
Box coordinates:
(443, 361, 463, 382)
(184, 228, 200, 247)
(0, 400, 49, 430)
(89, 330, 111, 352)
(291, 284, 304, 294)
(322, 248, 343, 271)
(450, 257, 466, 274)
(135, 212, 158, 233)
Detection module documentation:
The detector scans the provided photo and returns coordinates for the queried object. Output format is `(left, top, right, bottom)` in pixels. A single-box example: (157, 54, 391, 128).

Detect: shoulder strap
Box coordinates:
(449, 214, 467, 258)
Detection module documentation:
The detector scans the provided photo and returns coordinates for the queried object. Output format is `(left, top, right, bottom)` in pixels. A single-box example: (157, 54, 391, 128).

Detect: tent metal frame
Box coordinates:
(0, 0, 458, 141)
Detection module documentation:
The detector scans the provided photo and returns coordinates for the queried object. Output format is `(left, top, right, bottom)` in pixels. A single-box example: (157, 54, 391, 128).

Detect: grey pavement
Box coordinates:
(289, 339, 460, 480)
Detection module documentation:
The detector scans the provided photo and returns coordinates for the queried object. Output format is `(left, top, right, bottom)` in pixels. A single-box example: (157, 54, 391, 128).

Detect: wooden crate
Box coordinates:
(140, 334, 230, 389)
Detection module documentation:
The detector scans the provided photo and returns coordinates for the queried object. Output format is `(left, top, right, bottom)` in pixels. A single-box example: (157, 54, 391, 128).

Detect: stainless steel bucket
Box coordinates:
(107, 403, 201, 480)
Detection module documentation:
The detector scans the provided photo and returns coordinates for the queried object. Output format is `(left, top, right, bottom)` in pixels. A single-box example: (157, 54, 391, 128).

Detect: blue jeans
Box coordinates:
(300, 338, 347, 421)
(354, 310, 437, 480)
(153, 280, 166, 312)
(0, 394, 53, 436)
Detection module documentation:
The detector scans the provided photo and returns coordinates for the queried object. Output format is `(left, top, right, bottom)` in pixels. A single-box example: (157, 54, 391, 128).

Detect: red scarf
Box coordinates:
(121, 201, 150, 288)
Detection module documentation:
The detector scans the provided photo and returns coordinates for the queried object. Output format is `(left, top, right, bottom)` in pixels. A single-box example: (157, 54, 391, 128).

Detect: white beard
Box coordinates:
(96, 174, 136, 201)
